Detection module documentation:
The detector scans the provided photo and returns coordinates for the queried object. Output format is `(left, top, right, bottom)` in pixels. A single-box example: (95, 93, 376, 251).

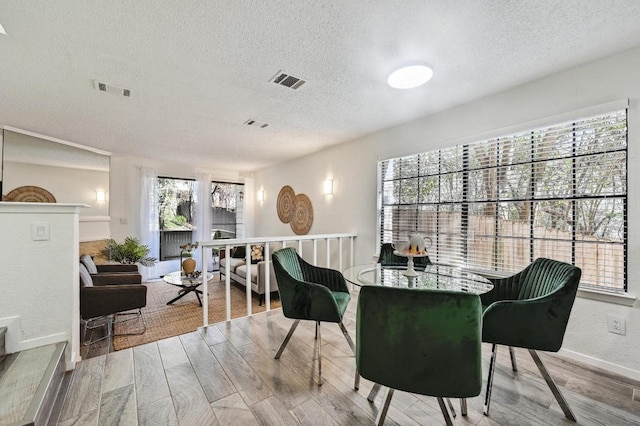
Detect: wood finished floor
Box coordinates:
(56, 290, 640, 426)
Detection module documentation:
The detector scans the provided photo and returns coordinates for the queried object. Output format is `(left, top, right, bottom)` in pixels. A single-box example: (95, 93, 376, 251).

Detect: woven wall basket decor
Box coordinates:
(290, 193, 313, 235)
(276, 185, 296, 223)
(3, 185, 56, 203)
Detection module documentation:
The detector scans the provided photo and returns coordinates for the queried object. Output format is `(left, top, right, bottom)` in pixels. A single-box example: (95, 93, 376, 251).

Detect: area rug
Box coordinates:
(112, 276, 281, 350)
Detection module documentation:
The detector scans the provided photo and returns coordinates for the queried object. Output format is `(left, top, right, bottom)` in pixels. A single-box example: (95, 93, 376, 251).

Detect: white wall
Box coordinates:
(3, 161, 109, 216)
(109, 155, 249, 240)
(254, 47, 640, 379)
(0, 203, 83, 366)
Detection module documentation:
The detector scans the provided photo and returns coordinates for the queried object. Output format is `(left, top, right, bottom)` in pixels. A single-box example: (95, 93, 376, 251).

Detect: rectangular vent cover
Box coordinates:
(93, 80, 131, 97)
(244, 119, 268, 128)
(270, 71, 306, 90)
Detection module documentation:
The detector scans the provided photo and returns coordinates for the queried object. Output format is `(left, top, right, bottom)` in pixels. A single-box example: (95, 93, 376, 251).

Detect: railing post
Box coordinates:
(313, 239, 318, 266)
(225, 245, 232, 321)
(246, 243, 252, 316)
(202, 246, 208, 326)
(350, 237, 354, 268)
(326, 238, 331, 268)
(264, 242, 271, 311)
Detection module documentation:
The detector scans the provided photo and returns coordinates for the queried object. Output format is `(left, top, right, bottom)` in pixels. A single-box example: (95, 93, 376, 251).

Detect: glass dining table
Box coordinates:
(342, 262, 493, 415)
(342, 263, 494, 294)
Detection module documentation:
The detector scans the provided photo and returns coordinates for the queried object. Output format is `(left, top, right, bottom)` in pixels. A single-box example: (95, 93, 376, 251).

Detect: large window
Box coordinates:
(210, 181, 244, 239)
(158, 177, 195, 261)
(379, 110, 627, 293)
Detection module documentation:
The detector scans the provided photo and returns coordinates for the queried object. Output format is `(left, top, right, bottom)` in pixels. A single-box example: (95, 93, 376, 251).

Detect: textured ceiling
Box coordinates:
(1, 1, 640, 172)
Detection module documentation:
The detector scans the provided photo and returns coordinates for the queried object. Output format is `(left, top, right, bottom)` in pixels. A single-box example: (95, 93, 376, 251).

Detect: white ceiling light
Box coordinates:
(387, 65, 433, 89)
(0, 24, 7, 35)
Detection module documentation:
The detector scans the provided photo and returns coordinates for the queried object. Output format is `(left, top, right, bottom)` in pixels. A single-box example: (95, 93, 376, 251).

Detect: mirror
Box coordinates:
(1, 128, 110, 217)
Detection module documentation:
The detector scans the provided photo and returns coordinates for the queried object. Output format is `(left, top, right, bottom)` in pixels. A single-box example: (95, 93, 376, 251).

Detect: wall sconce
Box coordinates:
(257, 189, 265, 202)
(96, 190, 107, 202)
(323, 179, 333, 196)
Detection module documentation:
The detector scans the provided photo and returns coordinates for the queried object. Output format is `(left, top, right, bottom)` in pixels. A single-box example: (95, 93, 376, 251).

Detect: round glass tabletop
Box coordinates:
(342, 263, 493, 294)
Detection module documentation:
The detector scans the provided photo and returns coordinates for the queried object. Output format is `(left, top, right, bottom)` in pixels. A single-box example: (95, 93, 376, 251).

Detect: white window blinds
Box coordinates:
(378, 110, 627, 293)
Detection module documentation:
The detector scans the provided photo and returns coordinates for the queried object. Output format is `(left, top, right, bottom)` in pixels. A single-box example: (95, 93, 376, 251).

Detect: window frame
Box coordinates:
(378, 109, 628, 294)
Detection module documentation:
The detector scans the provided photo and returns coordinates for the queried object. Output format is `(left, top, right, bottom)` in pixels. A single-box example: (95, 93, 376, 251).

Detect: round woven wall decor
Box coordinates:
(290, 193, 313, 235)
(277, 185, 296, 223)
(4, 186, 56, 203)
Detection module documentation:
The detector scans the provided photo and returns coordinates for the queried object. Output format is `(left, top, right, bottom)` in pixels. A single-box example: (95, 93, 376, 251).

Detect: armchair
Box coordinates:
(271, 247, 355, 386)
(481, 258, 582, 421)
(79, 263, 147, 347)
(80, 254, 141, 283)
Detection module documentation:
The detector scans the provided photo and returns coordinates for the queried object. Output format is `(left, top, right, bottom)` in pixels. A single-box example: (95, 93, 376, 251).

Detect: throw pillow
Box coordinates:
(251, 245, 264, 264)
(231, 246, 246, 258)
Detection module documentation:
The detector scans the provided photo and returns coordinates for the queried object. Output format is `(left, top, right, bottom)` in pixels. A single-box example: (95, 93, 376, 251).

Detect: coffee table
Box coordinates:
(163, 271, 213, 307)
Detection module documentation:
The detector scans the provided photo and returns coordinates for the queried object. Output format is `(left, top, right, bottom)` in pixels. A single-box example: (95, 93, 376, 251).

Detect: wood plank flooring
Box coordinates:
(55, 290, 640, 425)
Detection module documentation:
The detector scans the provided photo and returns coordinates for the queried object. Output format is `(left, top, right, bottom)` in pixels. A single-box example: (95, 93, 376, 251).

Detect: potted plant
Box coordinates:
(102, 237, 157, 266)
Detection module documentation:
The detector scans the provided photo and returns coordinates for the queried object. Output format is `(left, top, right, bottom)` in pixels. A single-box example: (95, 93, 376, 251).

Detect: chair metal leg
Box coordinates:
(483, 343, 498, 416)
(375, 388, 394, 426)
(528, 349, 577, 422)
(113, 309, 147, 336)
(315, 321, 319, 339)
(354, 369, 360, 391)
(338, 322, 356, 355)
(437, 397, 455, 426)
(82, 315, 113, 347)
(274, 320, 300, 359)
(509, 346, 518, 372)
(460, 398, 467, 416)
(446, 398, 456, 418)
(317, 321, 323, 386)
(368, 383, 382, 402)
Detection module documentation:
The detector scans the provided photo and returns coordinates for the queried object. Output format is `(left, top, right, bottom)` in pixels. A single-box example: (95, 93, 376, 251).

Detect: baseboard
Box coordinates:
(558, 348, 640, 382)
(0, 316, 19, 354)
(15, 332, 70, 354)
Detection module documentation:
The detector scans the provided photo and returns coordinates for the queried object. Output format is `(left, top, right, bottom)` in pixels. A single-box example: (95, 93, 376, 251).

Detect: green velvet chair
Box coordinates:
(356, 285, 482, 426)
(481, 258, 582, 421)
(271, 247, 355, 386)
(377, 243, 432, 269)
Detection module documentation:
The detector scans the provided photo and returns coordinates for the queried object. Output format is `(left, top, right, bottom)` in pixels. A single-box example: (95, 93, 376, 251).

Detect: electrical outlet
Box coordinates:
(607, 314, 626, 335)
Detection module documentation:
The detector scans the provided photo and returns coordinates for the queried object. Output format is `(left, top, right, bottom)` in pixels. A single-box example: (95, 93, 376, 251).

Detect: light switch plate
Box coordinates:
(31, 222, 50, 241)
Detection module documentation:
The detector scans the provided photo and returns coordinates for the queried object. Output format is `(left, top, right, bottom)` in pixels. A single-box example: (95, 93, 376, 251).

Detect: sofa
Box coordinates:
(219, 244, 281, 305)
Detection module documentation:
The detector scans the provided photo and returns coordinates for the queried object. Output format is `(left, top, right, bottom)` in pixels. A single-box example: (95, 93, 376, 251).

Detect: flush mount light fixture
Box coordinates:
(257, 189, 265, 202)
(387, 65, 433, 89)
(96, 190, 106, 202)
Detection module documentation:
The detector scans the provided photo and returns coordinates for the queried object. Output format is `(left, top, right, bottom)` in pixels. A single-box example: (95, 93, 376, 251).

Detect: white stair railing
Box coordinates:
(198, 233, 357, 327)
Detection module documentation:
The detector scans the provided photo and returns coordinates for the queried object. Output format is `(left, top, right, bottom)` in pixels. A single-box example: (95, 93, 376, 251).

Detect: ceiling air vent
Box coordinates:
(93, 80, 132, 98)
(269, 71, 306, 90)
(244, 119, 268, 128)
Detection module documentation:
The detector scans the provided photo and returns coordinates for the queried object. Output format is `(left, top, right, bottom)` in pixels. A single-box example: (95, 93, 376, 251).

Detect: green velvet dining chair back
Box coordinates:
(481, 257, 581, 352)
(272, 247, 350, 323)
(377, 243, 432, 269)
(480, 257, 582, 421)
(271, 247, 355, 386)
(356, 285, 482, 424)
